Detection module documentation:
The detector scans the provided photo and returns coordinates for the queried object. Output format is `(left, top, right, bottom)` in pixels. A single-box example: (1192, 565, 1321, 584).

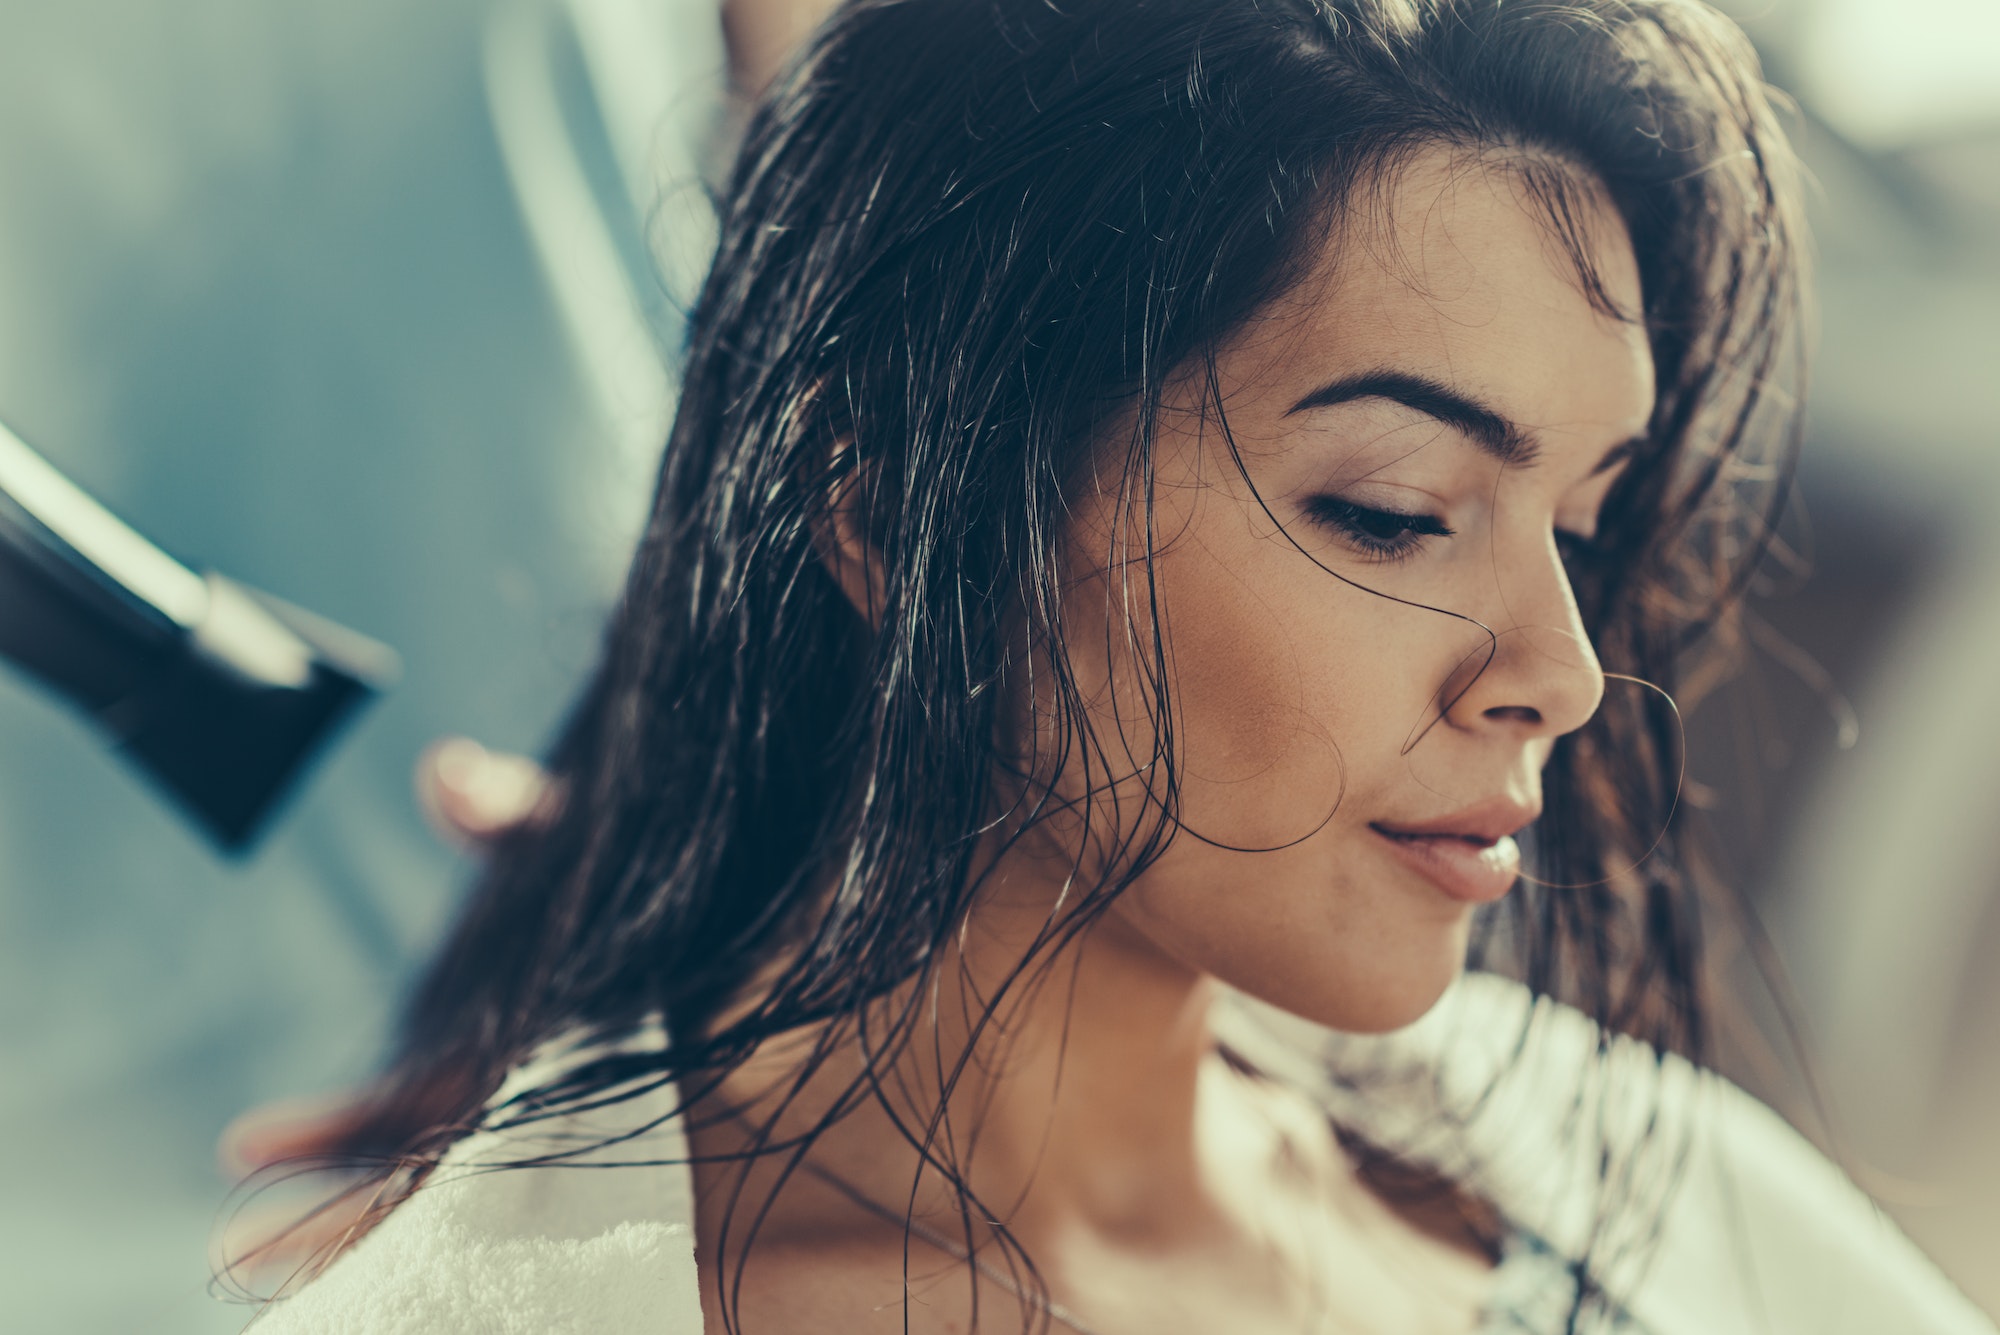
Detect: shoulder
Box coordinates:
(1224, 973, 1996, 1335)
(1642, 1072, 1992, 1334)
(246, 1026, 706, 1335)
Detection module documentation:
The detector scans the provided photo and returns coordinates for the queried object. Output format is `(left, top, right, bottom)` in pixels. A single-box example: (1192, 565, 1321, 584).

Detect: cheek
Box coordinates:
(1100, 518, 1480, 1033)
(1014, 544, 1357, 873)
(1024, 477, 1453, 873)
(1153, 515, 1381, 849)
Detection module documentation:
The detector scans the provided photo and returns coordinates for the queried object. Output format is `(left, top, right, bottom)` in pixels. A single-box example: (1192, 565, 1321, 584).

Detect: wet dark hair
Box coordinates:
(283, 0, 1802, 1328)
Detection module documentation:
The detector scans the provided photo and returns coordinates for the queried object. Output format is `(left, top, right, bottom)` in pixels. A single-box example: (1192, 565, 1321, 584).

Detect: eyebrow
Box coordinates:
(1285, 369, 1644, 475)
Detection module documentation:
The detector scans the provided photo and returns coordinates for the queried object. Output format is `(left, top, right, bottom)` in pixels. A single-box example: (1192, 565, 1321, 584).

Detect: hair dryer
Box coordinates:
(0, 419, 397, 852)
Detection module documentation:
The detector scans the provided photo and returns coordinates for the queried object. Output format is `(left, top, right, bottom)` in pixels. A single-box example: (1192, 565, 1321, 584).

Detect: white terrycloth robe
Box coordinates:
(242, 974, 1997, 1334)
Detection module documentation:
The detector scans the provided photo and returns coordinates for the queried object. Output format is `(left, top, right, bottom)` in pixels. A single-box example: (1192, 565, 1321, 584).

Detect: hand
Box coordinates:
(413, 735, 556, 849)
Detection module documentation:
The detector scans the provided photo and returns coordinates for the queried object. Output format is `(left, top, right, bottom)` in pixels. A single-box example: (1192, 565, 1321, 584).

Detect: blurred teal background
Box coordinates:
(0, 1, 1993, 1331)
(0, 1, 717, 1329)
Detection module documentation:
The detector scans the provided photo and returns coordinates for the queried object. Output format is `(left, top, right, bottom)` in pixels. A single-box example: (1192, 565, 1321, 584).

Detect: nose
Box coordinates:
(1441, 536, 1605, 741)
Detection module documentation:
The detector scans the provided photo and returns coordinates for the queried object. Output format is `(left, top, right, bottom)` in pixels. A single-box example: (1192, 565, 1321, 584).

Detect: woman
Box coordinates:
(233, 0, 1994, 1330)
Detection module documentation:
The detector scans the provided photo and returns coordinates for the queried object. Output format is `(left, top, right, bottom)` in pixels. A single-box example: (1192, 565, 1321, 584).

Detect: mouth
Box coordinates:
(1368, 813, 1530, 905)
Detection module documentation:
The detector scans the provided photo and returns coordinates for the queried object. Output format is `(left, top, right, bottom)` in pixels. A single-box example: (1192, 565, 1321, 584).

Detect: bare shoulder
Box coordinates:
(698, 1224, 997, 1335)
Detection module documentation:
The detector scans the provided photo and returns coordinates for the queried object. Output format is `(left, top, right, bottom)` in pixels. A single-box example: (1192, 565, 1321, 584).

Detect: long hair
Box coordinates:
(302, 0, 1804, 1327)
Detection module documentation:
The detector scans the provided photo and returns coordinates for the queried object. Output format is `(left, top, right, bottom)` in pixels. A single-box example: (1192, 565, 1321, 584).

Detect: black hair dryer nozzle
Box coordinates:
(0, 419, 398, 853)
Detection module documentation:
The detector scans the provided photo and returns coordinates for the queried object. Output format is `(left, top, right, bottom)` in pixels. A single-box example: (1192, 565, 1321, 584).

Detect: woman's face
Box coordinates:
(1040, 150, 1653, 1033)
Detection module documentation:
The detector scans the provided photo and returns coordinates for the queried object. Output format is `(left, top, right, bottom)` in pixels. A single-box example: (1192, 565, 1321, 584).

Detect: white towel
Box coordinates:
(244, 974, 1997, 1333)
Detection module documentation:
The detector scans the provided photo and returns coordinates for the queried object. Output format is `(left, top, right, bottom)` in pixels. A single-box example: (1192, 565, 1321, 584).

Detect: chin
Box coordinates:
(1102, 879, 1474, 1036)
(1250, 933, 1471, 1036)
(1200, 958, 1466, 1039)
(1322, 971, 1460, 1034)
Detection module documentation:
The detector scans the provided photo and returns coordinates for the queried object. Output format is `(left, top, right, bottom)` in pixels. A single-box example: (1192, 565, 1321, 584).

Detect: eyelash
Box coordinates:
(1303, 496, 1454, 562)
(1305, 496, 1609, 568)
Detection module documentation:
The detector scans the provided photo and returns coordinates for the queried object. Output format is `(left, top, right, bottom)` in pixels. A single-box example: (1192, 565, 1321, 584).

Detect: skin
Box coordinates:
(681, 147, 1654, 1334)
(1071, 154, 1642, 1036)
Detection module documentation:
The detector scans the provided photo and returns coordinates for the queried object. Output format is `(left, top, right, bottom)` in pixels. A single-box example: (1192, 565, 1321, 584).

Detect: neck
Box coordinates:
(692, 857, 1235, 1249)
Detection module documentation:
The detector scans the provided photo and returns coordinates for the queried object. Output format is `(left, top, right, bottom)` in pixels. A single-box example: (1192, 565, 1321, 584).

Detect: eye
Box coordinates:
(1302, 495, 1454, 562)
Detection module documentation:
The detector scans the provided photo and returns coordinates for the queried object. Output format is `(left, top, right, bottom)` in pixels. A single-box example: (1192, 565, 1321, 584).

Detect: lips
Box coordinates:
(1369, 796, 1537, 904)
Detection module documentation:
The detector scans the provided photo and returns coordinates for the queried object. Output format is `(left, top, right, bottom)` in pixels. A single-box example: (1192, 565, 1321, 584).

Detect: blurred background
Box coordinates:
(0, 0, 1992, 1329)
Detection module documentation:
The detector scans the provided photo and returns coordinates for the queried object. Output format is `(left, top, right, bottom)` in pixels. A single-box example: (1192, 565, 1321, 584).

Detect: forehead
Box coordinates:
(1220, 147, 1655, 447)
